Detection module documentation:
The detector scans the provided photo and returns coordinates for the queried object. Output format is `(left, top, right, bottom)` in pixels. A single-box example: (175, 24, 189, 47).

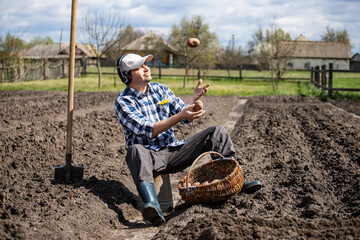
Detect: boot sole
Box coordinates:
(142, 206, 165, 226)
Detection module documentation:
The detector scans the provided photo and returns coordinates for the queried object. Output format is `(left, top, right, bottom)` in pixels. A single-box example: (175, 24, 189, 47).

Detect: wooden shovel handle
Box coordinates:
(65, 0, 77, 158)
(186, 151, 224, 188)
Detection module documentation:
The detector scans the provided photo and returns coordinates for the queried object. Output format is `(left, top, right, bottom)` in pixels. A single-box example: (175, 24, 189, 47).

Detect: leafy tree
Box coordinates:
(321, 26, 350, 42)
(248, 22, 293, 90)
(80, 9, 124, 88)
(105, 25, 144, 86)
(120, 25, 144, 47)
(0, 32, 27, 82)
(0, 32, 26, 64)
(27, 36, 54, 49)
(168, 15, 218, 88)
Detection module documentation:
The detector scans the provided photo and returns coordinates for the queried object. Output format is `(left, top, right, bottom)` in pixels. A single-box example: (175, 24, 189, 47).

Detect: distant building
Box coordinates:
(121, 32, 179, 68)
(21, 43, 101, 80)
(24, 43, 101, 65)
(280, 35, 351, 70)
(350, 53, 360, 71)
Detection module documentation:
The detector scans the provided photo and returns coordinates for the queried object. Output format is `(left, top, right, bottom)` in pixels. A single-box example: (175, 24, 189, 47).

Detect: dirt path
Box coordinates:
(1, 91, 359, 239)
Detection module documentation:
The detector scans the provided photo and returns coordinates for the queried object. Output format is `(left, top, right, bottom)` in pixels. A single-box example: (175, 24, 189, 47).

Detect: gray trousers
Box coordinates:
(125, 125, 236, 185)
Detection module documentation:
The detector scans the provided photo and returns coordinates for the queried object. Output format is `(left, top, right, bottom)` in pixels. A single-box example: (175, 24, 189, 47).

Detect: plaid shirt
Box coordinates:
(115, 82, 189, 151)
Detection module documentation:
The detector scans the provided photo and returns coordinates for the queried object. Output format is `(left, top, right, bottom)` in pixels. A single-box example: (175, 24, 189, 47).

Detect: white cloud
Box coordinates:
(0, 0, 359, 53)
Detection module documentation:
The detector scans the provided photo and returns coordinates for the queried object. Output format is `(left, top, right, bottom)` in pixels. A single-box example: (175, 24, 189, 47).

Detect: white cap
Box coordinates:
(121, 53, 153, 72)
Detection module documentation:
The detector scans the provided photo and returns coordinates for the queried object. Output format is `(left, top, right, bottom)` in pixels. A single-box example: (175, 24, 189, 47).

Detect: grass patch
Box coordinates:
(1, 68, 359, 100)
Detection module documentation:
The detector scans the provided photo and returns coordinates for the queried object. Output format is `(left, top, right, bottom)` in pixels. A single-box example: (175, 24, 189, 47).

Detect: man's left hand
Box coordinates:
(193, 79, 210, 102)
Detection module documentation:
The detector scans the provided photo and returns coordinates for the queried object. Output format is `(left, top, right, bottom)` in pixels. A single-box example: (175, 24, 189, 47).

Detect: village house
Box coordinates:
(23, 43, 101, 81)
(280, 35, 351, 70)
(121, 32, 179, 68)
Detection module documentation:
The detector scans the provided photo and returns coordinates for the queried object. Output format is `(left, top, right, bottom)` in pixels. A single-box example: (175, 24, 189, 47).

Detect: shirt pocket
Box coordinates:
(157, 103, 170, 118)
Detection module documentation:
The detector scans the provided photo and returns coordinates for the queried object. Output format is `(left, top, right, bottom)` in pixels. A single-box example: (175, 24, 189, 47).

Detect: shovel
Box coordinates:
(54, 0, 84, 183)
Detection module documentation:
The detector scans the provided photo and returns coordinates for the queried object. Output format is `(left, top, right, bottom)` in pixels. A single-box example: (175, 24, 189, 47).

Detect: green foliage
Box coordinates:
(266, 27, 292, 41)
(26, 36, 54, 49)
(169, 15, 219, 87)
(321, 26, 350, 42)
(0, 33, 27, 63)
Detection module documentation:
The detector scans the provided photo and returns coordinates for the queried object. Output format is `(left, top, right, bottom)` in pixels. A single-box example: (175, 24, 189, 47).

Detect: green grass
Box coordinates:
(1, 68, 359, 100)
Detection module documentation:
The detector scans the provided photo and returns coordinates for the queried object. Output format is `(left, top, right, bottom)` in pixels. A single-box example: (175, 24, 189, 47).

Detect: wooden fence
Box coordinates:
(85, 67, 310, 81)
(310, 63, 360, 97)
(0, 58, 84, 83)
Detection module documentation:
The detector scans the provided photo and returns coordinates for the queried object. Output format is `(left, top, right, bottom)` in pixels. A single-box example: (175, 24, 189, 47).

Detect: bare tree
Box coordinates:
(80, 9, 124, 88)
(192, 41, 220, 80)
(169, 15, 218, 88)
(218, 34, 244, 77)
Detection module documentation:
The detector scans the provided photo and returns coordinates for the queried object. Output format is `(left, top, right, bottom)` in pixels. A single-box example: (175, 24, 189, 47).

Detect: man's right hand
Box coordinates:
(181, 104, 205, 122)
(152, 104, 205, 137)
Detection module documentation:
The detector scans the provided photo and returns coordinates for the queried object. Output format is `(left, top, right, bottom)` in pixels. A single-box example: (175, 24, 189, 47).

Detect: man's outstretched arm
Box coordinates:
(152, 104, 205, 137)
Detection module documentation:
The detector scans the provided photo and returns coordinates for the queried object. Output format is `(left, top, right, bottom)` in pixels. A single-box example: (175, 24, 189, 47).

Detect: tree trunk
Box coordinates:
(183, 65, 189, 88)
(276, 69, 281, 88)
(97, 58, 102, 88)
(275, 61, 280, 88)
(183, 58, 189, 88)
(271, 66, 276, 91)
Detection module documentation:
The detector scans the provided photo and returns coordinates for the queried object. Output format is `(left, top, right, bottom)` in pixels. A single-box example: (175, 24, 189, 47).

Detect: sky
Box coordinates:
(1, 0, 359, 54)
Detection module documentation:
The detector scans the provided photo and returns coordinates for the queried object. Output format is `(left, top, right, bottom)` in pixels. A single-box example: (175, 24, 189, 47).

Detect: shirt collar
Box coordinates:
(124, 85, 150, 99)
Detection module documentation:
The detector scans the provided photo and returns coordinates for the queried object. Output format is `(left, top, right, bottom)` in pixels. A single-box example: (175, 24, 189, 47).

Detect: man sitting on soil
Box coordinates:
(114, 53, 262, 226)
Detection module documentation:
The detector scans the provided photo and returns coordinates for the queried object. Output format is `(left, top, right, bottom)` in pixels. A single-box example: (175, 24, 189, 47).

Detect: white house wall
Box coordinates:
(287, 58, 349, 70)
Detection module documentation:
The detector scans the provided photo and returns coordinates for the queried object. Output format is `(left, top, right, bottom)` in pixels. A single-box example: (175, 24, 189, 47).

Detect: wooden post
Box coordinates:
(239, 65, 243, 80)
(315, 66, 320, 87)
(19, 58, 25, 82)
(81, 55, 86, 74)
(324, 65, 327, 89)
(158, 62, 162, 79)
(63, 58, 69, 78)
(328, 63, 333, 98)
(321, 65, 326, 92)
(44, 58, 49, 80)
(310, 67, 314, 83)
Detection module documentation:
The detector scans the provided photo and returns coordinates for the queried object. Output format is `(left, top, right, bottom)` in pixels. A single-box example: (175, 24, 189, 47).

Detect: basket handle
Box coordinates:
(186, 151, 224, 188)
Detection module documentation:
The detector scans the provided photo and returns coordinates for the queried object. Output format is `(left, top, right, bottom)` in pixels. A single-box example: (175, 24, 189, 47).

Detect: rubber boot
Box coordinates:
(137, 181, 166, 226)
(241, 180, 263, 194)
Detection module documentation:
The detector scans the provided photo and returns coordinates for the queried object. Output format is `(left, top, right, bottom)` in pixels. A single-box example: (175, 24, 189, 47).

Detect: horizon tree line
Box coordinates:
(0, 15, 353, 88)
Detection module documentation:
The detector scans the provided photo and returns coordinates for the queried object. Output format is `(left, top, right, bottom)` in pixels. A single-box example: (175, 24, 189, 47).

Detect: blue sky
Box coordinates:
(1, 0, 359, 54)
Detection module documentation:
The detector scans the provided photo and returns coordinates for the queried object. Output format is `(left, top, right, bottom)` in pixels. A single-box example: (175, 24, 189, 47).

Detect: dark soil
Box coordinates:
(1, 91, 359, 239)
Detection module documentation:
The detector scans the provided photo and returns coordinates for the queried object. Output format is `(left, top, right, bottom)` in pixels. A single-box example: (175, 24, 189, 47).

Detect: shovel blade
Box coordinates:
(54, 165, 84, 183)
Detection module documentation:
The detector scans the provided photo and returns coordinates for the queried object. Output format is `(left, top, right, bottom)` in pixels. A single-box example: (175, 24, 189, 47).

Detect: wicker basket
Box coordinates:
(178, 151, 244, 204)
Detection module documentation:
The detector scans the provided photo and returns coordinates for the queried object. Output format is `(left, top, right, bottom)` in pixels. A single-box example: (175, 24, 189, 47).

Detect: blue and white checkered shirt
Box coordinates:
(115, 82, 190, 151)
